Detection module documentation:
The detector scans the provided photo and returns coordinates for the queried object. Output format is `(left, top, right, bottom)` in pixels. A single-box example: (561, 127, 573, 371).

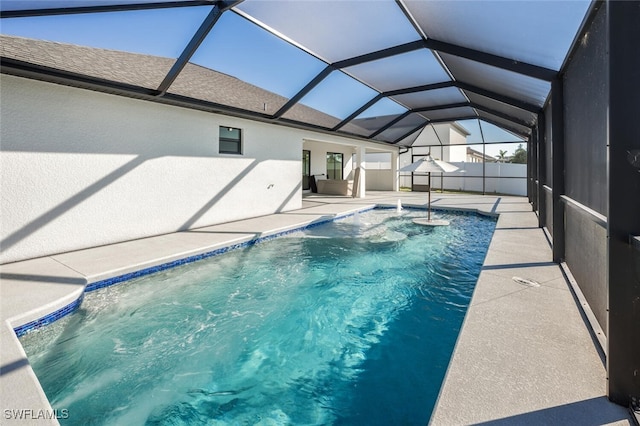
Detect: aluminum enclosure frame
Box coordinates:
(2, 0, 638, 411)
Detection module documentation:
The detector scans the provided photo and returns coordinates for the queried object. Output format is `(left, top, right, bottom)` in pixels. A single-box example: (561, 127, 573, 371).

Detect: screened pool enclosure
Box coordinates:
(1, 0, 638, 411)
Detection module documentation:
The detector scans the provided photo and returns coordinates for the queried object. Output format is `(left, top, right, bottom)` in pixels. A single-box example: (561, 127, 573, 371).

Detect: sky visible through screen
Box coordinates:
(1, 5, 524, 152)
(0, 6, 212, 58)
(457, 119, 525, 158)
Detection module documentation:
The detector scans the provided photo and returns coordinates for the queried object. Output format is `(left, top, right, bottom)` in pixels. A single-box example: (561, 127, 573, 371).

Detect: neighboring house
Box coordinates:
(398, 122, 470, 170)
(399, 123, 468, 190)
(397, 123, 526, 195)
(466, 147, 497, 163)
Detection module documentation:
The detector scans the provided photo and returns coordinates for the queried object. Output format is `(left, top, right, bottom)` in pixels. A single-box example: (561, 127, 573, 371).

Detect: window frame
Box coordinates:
(326, 152, 344, 180)
(302, 150, 311, 190)
(219, 126, 243, 155)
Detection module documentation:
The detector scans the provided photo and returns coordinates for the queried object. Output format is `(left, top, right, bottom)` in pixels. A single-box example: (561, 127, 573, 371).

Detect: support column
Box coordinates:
(356, 146, 366, 198)
(391, 150, 399, 191)
(606, 0, 640, 407)
(482, 140, 486, 195)
(527, 138, 533, 203)
(531, 132, 539, 212)
(537, 113, 547, 229)
(551, 77, 565, 263)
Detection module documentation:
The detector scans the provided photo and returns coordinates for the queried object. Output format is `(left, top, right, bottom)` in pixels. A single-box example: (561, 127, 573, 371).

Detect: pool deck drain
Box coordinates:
(0, 192, 631, 425)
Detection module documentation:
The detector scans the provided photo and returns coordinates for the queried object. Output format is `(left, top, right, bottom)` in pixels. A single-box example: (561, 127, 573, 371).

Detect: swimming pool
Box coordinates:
(20, 209, 496, 425)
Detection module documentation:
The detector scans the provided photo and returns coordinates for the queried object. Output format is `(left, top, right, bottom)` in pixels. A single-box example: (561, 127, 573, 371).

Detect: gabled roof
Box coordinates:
(451, 122, 471, 137)
(467, 147, 496, 162)
(1, 34, 368, 136)
(0, 0, 595, 144)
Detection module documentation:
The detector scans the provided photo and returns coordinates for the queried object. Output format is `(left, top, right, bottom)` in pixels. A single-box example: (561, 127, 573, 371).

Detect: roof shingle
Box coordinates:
(1, 35, 376, 139)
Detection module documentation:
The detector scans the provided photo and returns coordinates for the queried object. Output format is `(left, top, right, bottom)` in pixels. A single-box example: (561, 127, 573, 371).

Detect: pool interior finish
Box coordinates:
(20, 209, 496, 425)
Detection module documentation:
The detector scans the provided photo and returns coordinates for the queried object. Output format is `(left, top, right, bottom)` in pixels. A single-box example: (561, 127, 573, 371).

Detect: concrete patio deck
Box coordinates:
(0, 192, 631, 425)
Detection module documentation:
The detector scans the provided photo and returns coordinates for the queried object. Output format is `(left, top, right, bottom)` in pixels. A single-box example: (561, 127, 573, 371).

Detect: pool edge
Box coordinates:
(0, 193, 515, 425)
(10, 203, 497, 336)
(10, 205, 378, 337)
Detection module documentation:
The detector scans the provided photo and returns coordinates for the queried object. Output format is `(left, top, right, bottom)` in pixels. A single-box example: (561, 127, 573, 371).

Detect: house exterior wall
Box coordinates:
(0, 75, 390, 263)
(446, 126, 468, 162)
(366, 170, 394, 190)
(364, 152, 395, 190)
(400, 124, 469, 167)
(411, 124, 449, 152)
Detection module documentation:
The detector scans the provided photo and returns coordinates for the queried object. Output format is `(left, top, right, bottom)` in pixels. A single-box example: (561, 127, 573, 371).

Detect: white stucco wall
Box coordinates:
(447, 127, 469, 162)
(408, 124, 470, 163)
(0, 75, 392, 263)
(366, 170, 394, 190)
(412, 124, 449, 149)
(364, 153, 394, 190)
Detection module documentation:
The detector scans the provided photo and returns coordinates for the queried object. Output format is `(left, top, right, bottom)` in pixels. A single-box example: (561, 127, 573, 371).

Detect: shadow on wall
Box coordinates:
(1, 156, 273, 262)
(180, 159, 259, 230)
(1, 156, 148, 253)
(1, 76, 302, 263)
(276, 181, 303, 214)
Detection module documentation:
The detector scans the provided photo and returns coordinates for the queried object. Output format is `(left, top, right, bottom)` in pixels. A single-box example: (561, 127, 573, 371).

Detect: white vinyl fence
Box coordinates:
(400, 162, 527, 196)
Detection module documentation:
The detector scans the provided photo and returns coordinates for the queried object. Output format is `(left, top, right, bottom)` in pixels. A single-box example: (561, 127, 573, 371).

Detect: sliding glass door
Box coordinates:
(326, 152, 343, 180)
(302, 150, 311, 190)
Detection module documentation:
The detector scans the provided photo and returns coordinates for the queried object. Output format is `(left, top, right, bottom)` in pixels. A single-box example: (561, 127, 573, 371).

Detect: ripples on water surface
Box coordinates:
(21, 209, 496, 425)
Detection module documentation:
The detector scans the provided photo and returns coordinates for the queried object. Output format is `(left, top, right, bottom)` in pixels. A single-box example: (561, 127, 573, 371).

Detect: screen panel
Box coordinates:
(0, 6, 211, 88)
(476, 120, 525, 143)
(477, 111, 532, 138)
(457, 119, 483, 143)
(168, 62, 291, 115)
(391, 87, 467, 110)
(0, 6, 209, 58)
(344, 49, 450, 92)
(373, 113, 428, 142)
(234, 0, 420, 63)
(1, 0, 189, 12)
(187, 12, 326, 101)
(544, 103, 553, 185)
(345, 98, 408, 137)
(465, 92, 538, 126)
(440, 53, 551, 108)
(404, 0, 591, 70)
(422, 106, 476, 122)
(563, 3, 607, 216)
(283, 71, 378, 127)
(341, 115, 403, 137)
(396, 126, 426, 147)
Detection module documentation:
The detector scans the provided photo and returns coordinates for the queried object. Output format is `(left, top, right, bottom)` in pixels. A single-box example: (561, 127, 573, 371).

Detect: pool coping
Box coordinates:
(1, 192, 628, 425)
(10, 206, 375, 338)
(7, 201, 494, 338)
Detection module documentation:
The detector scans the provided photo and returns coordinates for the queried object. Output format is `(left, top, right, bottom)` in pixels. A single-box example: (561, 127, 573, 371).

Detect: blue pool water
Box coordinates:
(21, 209, 495, 425)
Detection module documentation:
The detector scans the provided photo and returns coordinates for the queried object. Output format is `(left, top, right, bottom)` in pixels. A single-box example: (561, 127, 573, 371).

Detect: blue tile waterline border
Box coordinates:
(13, 205, 495, 337)
(13, 207, 375, 337)
(13, 294, 84, 337)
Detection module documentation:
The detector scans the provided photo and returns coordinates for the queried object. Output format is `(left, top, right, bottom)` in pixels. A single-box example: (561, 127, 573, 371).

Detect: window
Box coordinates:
(302, 150, 311, 190)
(219, 126, 242, 154)
(326, 152, 343, 180)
